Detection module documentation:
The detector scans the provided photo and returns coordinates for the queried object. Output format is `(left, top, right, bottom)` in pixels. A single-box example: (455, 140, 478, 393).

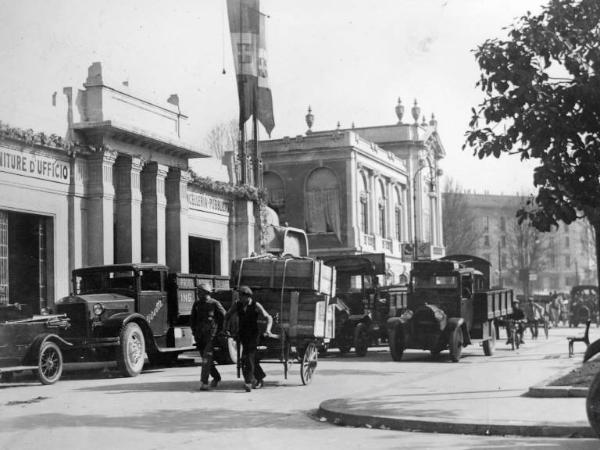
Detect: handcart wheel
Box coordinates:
(300, 342, 318, 385)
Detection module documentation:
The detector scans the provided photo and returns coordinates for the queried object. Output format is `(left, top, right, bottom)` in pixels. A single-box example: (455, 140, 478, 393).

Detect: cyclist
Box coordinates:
(506, 299, 526, 345)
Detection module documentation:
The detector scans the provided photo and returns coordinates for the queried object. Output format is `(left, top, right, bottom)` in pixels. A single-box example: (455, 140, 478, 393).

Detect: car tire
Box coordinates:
(389, 328, 405, 361)
(449, 327, 463, 362)
(116, 322, 145, 377)
(354, 323, 369, 357)
(37, 341, 63, 385)
(483, 324, 496, 356)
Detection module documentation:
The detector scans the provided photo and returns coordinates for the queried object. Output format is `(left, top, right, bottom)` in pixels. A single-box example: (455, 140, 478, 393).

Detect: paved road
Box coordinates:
(0, 325, 598, 449)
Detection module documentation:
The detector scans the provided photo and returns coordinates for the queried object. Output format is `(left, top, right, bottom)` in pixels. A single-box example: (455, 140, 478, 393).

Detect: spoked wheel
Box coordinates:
(37, 341, 63, 385)
(354, 323, 369, 357)
(483, 324, 496, 356)
(449, 327, 463, 362)
(300, 342, 318, 385)
(116, 322, 145, 377)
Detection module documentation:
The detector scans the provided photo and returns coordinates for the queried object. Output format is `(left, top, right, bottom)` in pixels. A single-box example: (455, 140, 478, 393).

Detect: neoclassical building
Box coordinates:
(258, 100, 446, 283)
(0, 62, 256, 314)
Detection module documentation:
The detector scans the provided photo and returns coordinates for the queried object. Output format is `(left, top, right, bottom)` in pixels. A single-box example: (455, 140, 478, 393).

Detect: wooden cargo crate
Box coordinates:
(252, 289, 334, 339)
(167, 273, 230, 319)
(231, 257, 335, 296)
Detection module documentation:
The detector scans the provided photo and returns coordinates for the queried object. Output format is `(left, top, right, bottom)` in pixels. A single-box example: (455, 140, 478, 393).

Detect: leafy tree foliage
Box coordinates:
(442, 179, 482, 255)
(465, 0, 600, 291)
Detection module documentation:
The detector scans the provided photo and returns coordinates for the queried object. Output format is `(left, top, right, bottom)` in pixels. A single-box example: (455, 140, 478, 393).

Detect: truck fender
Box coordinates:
(444, 318, 472, 346)
(100, 313, 157, 353)
(23, 333, 73, 365)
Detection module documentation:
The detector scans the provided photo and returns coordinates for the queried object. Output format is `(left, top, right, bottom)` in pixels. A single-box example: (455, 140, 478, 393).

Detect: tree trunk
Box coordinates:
(594, 221, 600, 314)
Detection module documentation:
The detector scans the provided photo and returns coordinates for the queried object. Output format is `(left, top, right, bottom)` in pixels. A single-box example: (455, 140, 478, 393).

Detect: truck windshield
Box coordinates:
(75, 270, 136, 294)
(413, 275, 457, 289)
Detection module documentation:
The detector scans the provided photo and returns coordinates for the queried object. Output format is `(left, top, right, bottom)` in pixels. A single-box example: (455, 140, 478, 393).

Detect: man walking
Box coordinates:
(227, 285, 273, 392)
(190, 282, 226, 391)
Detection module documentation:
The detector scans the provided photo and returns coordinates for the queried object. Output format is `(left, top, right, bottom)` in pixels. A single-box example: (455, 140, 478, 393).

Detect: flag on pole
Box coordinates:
(227, 0, 275, 136)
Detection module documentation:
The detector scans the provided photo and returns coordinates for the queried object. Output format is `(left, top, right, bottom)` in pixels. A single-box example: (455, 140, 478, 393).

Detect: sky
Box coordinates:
(0, 0, 547, 194)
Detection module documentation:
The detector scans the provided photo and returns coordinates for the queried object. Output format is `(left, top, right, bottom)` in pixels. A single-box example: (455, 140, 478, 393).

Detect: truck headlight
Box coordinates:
(93, 303, 104, 316)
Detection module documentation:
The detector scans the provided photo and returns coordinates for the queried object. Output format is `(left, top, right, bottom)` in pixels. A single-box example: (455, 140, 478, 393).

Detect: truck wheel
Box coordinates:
(389, 328, 405, 361)
(37, 341, 63, 385)
(587, 369, 600, 437)
(116, 323, 145, 377)
(450, 327, 463, 362)
(483, 325, 496, 356)
(354, 323, 369, 357)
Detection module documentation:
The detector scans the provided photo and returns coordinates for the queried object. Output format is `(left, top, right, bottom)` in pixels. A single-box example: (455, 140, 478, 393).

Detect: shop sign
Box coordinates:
(187, 191, 231, 216)
(0, 147, 70, 184)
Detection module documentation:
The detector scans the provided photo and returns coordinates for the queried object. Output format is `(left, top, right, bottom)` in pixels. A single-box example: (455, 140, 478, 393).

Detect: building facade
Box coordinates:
(0, 62, 256, 314)
(258, 101, 446, 284)
(444, 192, 597, 294)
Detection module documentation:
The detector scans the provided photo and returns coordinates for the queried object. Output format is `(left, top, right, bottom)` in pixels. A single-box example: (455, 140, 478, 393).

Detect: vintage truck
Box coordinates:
(54, 263, 228, 377)
(386, 255, 513, 362)
(322, 253, 408, 356)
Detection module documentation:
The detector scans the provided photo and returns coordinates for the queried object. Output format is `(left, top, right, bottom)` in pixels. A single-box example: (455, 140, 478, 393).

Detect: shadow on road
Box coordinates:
(2, 407, 319, 432)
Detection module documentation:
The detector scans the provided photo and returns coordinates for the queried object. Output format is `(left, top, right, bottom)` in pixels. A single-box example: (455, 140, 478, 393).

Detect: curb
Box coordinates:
(317, 399, 595, 438)
(527, 364, 589, 398)
(528, 385, 588, 398)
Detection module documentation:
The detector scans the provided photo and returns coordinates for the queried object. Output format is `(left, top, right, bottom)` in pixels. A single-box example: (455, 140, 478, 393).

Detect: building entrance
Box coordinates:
(0, 210, 52, 314)
(189, 237, 220, 275)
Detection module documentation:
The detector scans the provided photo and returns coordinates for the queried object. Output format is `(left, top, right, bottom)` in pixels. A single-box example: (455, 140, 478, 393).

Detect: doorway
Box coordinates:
(189, 237, 221, 275)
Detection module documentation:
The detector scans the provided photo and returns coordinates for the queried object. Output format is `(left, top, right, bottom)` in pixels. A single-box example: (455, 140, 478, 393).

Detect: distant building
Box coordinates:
(255, 100, 446, 284)
(443, 192, 596, 294)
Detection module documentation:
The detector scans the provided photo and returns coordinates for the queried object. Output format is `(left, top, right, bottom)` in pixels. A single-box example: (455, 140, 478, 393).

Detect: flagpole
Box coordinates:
(238, 0, 247, 185)
(252, 2, 260, 188)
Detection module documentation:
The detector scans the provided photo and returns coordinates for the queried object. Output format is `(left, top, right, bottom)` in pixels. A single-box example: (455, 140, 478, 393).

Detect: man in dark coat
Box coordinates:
(190, 282, 226, 391)
(226, 285, 273, 392)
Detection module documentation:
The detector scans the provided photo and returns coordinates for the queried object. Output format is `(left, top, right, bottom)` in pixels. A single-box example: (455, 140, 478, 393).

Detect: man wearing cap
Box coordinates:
(226, 285, 273, 392)
(506, 299, 525, 345)
(190, 282, 226, 391)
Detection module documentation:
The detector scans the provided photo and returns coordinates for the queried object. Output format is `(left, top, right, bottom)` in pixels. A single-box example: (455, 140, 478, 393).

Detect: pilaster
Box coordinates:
(68, 154, 87, 272)
(165, 168, 190, 273)
(141, 162, 168, 264)
(114, 155, 143, 263)
(86, 148, 117, 265)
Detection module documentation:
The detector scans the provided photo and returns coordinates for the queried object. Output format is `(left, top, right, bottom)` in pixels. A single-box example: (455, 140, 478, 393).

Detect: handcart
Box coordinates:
(230, 254, 336, 385)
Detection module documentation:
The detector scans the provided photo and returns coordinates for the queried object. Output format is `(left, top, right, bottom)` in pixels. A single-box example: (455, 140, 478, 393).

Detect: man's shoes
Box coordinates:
(199, 383, 209, 391)
(254, 379, 264, 389)
(244, 383, 252, 392)
(210, 379, 220, 388)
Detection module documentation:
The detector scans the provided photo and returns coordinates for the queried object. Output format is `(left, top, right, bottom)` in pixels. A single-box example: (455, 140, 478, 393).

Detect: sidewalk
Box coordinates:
(318, 328, 599, 438)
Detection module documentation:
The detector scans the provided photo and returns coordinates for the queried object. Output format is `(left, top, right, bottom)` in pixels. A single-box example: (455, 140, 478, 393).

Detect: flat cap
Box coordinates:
(197, 282, 212, 293)
(238, 285, 253, 296)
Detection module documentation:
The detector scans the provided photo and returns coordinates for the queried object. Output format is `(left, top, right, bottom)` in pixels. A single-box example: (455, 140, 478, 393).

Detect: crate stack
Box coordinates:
(230, 256, 336, 340)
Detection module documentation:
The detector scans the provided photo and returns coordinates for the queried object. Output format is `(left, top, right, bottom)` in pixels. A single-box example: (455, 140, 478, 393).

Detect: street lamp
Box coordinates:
(412, 156, 442, 260)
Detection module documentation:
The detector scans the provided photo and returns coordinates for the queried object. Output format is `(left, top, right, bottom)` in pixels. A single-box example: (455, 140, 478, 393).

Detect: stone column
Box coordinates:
(141, 162, 168, 264)
(86, 148, 117, 266)
(68, 155, 87, 273)
(165, 168, 190, 273)
(114, 155, 143, 263)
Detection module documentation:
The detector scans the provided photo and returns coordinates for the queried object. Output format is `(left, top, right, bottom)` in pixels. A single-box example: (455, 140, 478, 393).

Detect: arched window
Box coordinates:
(377, 180, 386, 237)
(359, 172, 369, 234)
(394, 187, 402, 241)
(263, 171, 285, 210)
(305, 168, 340, 236)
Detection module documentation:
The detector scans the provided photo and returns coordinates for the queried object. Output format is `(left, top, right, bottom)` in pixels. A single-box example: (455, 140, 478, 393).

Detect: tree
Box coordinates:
(203, 119, 239, 160)
(504, 197, 549, 297)
(441, 178, 482, 255)
(465, 0, 600, 299)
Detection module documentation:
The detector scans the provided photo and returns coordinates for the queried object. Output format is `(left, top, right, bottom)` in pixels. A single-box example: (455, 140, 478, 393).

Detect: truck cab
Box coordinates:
(387, 255, 510, 362)
(56, 263, 198, 377)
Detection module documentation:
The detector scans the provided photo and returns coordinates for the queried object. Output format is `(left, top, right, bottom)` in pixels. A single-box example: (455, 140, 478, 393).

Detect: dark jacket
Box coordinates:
(190, 295, 226, 339)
